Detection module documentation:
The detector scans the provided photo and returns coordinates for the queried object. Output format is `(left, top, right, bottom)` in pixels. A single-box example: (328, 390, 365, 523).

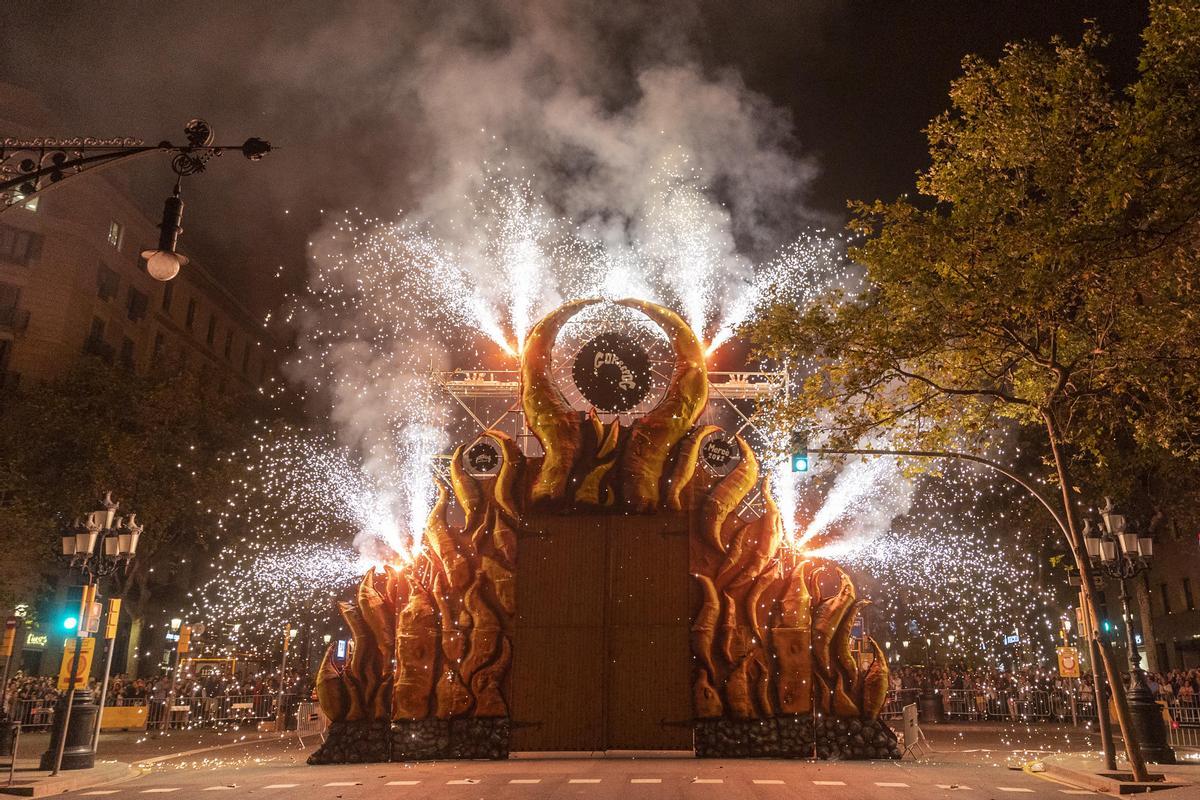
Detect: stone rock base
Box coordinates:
(308, 718, 510, 764)
(694, 716, 900, 759)
(308, 720, 392, 764)
(393, 718, 510, 761)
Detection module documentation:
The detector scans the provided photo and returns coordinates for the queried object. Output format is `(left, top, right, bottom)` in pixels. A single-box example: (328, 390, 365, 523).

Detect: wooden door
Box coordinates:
(510, 512, 692, 751)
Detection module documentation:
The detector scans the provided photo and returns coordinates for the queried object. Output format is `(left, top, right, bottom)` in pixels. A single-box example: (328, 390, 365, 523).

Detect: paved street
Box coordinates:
(36, 723, 1193, 799)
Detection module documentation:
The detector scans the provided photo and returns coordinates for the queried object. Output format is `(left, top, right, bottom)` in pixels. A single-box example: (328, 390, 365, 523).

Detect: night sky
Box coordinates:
(1, 1, 1148, 316)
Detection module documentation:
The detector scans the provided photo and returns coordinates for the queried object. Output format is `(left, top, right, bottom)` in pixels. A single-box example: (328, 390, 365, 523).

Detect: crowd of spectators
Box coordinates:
(890, 665, 1200, 712)
(2, 670, 309, 728)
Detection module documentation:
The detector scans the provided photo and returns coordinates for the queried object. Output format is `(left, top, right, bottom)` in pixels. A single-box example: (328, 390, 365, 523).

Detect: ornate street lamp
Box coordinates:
(1, 118, 270, 281)
(42, 493, 141, 774)
(1083, 497, 1175, 764)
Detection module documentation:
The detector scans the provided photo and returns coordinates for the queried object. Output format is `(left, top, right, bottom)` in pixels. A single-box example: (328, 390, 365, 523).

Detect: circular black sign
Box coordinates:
(572, 332, 653, 413)
(700, 434, 741, 476)
(465, 439, 501, 476)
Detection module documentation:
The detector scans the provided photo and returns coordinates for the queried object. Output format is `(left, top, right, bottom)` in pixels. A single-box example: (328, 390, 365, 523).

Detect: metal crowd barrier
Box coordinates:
(146, 694, 299, 729)
(1169, 703, 1200, 749)
(7, 694, 302, 731)
(7, 699, 56, 730)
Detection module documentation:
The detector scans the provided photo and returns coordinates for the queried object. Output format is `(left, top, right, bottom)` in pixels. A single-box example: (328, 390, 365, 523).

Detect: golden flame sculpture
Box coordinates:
(313, 299, 889, 760)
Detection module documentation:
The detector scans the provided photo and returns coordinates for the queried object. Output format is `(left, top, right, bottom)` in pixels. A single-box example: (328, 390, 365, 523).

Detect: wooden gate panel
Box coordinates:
(605, 515, 692, 750)
(511, 515, 605, 751)
(605, 624, 692, 749)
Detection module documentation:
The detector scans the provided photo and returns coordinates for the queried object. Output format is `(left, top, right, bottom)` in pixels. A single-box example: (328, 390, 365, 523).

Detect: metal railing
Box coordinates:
(146, 693, 300, 729)
(882, 688, 1200, 730)
(7, 693, 304, 731)
(8, 699, 57, 730)
(1169, 703, 1200, 749)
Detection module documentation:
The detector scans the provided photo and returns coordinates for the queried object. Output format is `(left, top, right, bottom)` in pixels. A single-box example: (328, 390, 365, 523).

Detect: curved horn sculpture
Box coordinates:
(521, 298, 599, 505)
(615, 298, 708, 511)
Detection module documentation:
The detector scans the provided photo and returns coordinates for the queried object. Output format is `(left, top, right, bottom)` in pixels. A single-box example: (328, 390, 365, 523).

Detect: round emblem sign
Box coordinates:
(572, 332, 653, 413)
(463, 439, 501, 477)
(700, 433, 740, 476)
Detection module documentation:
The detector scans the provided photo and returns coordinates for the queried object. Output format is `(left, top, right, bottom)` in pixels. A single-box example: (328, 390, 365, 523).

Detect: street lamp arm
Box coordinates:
(808, 446, 1070, 541)
(1, 127, 271, 214)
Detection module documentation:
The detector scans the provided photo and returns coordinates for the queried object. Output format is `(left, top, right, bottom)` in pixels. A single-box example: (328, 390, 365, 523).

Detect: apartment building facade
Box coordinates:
(1, 85, 275, 393)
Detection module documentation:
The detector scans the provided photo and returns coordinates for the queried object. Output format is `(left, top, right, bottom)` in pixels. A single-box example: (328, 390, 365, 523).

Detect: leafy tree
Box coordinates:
(0, 358, 261, 671)
(750, 3, 1199, 779)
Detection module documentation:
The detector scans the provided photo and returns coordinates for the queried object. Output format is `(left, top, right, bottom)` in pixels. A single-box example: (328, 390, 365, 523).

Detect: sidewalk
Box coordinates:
(1036, 751, 1200, 795)
(1, 728, 301, 796)
(0, 759, 137, 798)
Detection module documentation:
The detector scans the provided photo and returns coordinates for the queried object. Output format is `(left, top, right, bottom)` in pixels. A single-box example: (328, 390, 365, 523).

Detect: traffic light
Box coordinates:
(60, 585, 84, 631)
(789, 430, 809, 473)
(59, 584, 97, 633)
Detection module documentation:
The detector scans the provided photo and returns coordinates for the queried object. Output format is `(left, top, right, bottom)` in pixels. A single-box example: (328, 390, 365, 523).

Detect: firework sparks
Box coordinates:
(187, 167, 1051, 670)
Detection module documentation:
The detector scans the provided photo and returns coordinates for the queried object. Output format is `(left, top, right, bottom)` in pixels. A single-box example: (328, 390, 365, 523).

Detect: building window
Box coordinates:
(152, 332, 165, 364)
(97, 265, 120, 300)
(0, 224, 40, 266)
(223, 330, 233, 359)
(1160, 583, 1172, 615)
(1184, 578, 1195, 612)
(206, 314, 217, 346)
(161, 281, 174, 313)
(119, 336, 135, 368)
(186, 298, 197, 330)
(12, 190, 38, 212)
(107, 220, 124, 250)
(84, 317, 114, 363)
(126, 287, 148, 322)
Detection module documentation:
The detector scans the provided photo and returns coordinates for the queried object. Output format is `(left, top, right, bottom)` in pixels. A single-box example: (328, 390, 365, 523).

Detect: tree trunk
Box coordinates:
(1134, 580, 1157, 673)
(1044, 412, 1149, 782)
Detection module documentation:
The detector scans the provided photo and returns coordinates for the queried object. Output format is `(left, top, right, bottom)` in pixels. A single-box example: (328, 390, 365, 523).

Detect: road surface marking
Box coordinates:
(753, 779, 785, 785)
(386, 780, 421, 785)
(203, 788, 238, 792)
(997, 789, 1035, 794)
(875, 782, 910, 788)
(814, 780, 847, 785)
(936, 785, 974, 790)
(510, 779, 542, 783)
(447, 778, 481, 784)
(141, 791, 180, 795)
(1059, 792, 1094, 796)
(631, 778, 662, 783)
(692, 778, 724, 783)
(325, 782, 362, 787)
(82, 793, 120, 796)
(569, 778, 602, 783)
(263, 785, 299, 790)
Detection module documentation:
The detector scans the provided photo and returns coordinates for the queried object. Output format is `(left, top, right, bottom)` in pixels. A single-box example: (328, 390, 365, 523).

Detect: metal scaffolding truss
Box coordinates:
(432, 369, 786, 404)
(432, 366, 788, 455)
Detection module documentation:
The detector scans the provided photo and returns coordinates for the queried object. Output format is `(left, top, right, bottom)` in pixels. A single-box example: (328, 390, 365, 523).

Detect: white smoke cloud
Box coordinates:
(278, 1, 840, 558)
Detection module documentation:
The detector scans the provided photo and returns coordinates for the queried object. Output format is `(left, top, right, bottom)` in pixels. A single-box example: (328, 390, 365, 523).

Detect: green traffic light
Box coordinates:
(791, 453, 809, 473)
(63, 615, 78, 631)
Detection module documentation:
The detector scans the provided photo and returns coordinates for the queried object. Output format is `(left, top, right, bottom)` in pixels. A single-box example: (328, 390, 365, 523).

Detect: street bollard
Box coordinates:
(6, 723, 19, 787)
